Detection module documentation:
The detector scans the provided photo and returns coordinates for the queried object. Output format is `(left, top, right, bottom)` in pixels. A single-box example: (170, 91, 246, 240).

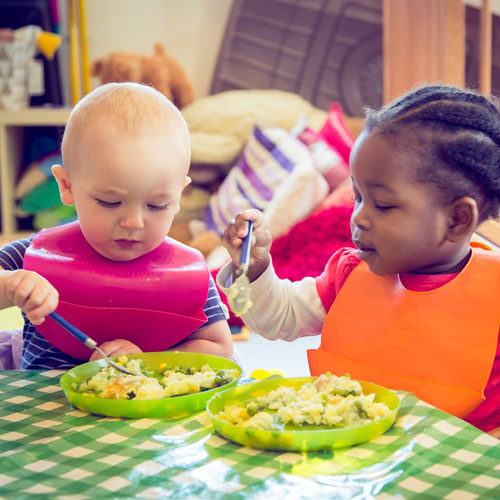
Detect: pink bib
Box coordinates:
(23, 221, 209, 359)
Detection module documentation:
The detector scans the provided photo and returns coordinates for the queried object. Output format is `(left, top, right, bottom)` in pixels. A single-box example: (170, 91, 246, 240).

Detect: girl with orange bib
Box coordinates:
(218, 84, 500, 433)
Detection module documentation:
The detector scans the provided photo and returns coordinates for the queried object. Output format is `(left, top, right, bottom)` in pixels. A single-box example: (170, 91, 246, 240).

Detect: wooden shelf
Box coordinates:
(0, 107, 71, 240)
(0, 108, 72, 126)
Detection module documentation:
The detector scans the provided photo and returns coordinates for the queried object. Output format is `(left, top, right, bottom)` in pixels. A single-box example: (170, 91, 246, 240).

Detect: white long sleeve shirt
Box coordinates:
(217, 258, 326, 341)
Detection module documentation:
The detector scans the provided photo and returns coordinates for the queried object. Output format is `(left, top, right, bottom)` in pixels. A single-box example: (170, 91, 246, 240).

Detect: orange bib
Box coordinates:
(307, 246, 500, 417)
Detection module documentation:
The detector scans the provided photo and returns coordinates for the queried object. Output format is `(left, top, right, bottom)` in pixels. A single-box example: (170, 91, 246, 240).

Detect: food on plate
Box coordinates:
(75, 356, 239, 400)
(216, 373, 392, 430)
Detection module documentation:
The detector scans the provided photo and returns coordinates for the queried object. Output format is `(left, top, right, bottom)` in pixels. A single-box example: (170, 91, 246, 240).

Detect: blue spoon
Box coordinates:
(49, 312, 134, 375)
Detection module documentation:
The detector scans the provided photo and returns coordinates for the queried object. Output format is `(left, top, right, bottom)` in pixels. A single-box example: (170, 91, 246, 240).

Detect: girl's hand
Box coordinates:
(89, 339, 142, 362)
(222, 209, 272, 281)
(4, 270, 59, 325)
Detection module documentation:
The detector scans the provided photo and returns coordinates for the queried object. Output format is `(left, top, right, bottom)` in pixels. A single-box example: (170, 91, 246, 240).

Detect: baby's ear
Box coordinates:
(51, 165, 75, 205)
(183, 175, 192, 189)
(446, 196, 478, 242)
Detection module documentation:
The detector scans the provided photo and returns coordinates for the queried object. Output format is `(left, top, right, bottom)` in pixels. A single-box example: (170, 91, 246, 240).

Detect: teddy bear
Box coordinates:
(91, 43, 195, 109)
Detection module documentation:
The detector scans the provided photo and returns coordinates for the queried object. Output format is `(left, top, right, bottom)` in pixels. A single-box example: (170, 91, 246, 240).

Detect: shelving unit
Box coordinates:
(0, 107, 71, 240)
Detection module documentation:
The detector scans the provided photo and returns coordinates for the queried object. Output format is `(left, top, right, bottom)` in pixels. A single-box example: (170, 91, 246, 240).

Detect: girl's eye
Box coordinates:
(96, 199, 120, 208)
(375, 204, 396, 211)
(148, 204, 168, 211)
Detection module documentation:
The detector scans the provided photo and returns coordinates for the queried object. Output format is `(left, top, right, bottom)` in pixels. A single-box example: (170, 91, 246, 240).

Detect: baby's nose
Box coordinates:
(120, 210, 144, 229)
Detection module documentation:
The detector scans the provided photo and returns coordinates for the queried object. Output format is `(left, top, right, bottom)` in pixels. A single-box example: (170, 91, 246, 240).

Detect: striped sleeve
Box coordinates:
(0, 238, 32, 270)
(198, 274, 229, 329)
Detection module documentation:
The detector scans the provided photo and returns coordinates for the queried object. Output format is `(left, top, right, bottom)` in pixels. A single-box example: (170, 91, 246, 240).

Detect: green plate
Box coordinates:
(207, 377, 400, 451)
(60, 351, 241, 418)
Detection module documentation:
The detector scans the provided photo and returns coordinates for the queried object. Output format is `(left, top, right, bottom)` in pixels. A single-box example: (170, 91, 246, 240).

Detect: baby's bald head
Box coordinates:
(61, 82, 191, 174)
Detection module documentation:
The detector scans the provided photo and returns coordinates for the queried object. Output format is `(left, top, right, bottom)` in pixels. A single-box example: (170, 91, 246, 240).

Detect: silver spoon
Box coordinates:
(49, 312, 134, 375)
(227, 220, 253, 316)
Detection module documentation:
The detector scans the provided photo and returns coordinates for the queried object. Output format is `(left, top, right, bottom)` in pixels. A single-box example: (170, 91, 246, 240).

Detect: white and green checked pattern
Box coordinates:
(0, 370, 499, 499)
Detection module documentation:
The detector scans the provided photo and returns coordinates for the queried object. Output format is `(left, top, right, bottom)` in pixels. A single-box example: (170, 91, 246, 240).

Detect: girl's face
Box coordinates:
(57, 125, 190, 262)
(349, 131, 457, 275)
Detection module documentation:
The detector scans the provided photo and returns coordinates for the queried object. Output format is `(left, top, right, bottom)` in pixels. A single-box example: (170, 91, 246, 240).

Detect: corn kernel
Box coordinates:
(117, 355, 128, 365)
(159, 363, 167, 373)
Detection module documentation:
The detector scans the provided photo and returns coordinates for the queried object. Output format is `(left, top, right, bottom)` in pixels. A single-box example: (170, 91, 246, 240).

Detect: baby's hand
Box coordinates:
(5, 270, 58, 325)
(89, 339, 142, 362)
(222, 209, 272, 281)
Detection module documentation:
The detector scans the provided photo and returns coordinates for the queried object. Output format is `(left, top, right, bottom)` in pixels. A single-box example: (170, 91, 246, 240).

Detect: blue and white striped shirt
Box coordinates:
(0, 237, 228, 370)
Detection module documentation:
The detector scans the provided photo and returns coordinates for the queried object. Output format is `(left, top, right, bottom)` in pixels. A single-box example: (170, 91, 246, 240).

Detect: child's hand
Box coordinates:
(222, 209, 272, 281)
(4, 270, 58, 325)
(89, 339, 142, 362)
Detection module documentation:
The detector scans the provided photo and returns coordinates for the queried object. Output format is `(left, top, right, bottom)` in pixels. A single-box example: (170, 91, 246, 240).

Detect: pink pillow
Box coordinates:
(297, 127, 349, 192)
(313, 177, 354, 215)
(319, 102, 355, 164)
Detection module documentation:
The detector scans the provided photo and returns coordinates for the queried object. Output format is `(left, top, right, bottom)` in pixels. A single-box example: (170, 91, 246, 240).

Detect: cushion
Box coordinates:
(182, 89, 327, 168)
(297, 127, 350, 192)
(319, 102, 356, 164)
(313, 177, 355, 214)
(204, 125, 328, 238)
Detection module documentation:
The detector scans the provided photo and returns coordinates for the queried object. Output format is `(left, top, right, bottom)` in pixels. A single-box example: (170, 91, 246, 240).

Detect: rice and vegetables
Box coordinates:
(217, 373, 392, 430)
(75, 356, 239, 400)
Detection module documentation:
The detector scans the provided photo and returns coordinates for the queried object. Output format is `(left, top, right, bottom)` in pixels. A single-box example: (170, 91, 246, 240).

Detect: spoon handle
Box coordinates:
(49, 312, 97, 349)
(239, 220, 253, 270)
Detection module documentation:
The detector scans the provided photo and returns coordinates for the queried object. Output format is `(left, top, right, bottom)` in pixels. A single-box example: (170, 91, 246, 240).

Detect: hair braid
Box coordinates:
(364, 84, 500, 221)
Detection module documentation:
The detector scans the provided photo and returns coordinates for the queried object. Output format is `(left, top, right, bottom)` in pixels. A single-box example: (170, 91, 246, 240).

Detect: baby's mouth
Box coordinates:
(115, 239, 140, 248)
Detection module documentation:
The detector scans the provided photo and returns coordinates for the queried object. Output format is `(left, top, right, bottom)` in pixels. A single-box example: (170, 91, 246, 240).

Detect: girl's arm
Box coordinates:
(217, 258, 326, 342)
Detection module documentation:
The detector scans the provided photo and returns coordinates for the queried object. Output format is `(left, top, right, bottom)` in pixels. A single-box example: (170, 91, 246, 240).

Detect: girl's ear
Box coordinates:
(51, 165, 75, 205)
(445, 196, 478, 242)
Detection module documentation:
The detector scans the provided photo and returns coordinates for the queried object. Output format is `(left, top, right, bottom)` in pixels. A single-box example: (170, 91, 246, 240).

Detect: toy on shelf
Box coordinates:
(0, 25, 61, 110)
(91, 44, 195, 109)
(15, 135, 76, 231)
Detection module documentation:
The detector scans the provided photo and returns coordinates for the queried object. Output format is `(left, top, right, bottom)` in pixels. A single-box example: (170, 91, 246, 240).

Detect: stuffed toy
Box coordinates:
(91, 43, 195, 109)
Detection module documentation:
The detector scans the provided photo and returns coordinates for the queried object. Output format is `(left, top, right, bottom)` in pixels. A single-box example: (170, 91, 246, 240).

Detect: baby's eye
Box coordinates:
(96, 198, 120, 208)
(352, 196, 361, 203)
(148, 203, 168, 211)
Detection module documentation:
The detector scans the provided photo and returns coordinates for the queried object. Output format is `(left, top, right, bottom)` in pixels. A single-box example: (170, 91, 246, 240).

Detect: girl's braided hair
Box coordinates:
(364, 84, 500, 222)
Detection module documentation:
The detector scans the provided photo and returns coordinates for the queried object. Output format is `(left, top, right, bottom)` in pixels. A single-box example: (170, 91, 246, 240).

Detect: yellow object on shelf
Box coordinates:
(79, 0, 91, 95)
(36, 31, 61, 60)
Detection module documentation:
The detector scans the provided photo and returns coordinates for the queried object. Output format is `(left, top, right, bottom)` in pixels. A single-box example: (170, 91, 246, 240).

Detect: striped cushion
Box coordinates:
(204, 125, 312, 235)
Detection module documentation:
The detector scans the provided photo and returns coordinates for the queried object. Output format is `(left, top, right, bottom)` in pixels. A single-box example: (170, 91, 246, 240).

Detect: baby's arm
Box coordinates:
(169, 320, 233, 359)
(89, 321, 233, 362)
(0, 267, 59, 325)
(89, 339, 142, 361)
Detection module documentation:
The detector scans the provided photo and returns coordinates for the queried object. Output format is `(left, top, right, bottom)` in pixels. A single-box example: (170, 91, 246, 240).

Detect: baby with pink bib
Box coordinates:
(0, 83, 233, 369)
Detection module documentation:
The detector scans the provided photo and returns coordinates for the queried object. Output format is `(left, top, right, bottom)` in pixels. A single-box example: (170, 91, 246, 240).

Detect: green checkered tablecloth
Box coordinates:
(0, 370, 499, 499)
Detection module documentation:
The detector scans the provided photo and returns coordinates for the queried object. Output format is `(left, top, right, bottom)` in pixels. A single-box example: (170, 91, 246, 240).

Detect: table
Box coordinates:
(0, 370, 499, 499)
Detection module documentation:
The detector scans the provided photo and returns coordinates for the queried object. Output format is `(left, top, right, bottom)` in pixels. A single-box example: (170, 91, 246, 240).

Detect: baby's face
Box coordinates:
(66, 124, 190, 261)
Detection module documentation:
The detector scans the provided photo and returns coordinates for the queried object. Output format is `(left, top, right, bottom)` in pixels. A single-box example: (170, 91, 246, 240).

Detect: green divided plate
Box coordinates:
(207, 377, 400, 451)
(60, 351, 241, 418)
